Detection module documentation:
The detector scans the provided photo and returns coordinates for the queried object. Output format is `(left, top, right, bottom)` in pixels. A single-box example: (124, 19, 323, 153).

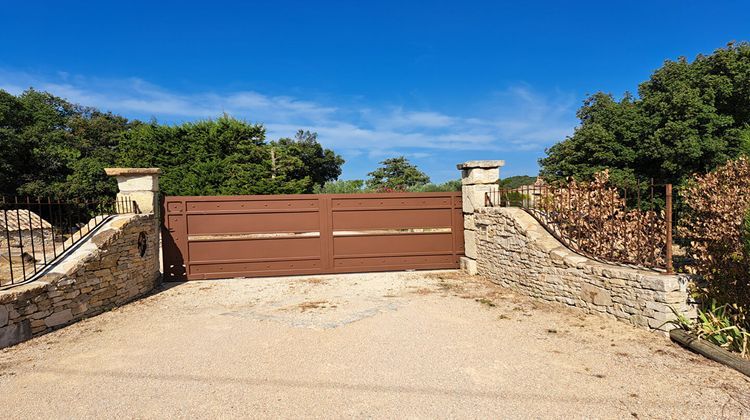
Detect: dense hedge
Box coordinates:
(679, 157, 750, 326)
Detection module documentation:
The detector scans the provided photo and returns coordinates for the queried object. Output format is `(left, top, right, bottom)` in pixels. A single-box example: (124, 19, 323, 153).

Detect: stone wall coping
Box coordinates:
(0, 281, 47, 304)
(104, 168, 161, 176)
(456, 160, 505, 170)
(476, 206, 687, 289)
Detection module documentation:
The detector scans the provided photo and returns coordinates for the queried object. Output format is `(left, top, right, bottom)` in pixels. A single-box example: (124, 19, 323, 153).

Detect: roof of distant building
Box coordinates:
(0, 210, 52, 232)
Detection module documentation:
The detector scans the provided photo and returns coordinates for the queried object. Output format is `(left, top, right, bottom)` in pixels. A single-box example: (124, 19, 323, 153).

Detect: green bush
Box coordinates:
(407, 180, 461, 192)
(498, 191, 528, 207)
(313, 179, 365, 194)
(670, 301, 750, 358)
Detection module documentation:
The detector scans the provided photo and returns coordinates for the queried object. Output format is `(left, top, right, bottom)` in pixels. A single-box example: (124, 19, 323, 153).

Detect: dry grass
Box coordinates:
(299, 277, 328, 285)
(295, 300, 336, 312)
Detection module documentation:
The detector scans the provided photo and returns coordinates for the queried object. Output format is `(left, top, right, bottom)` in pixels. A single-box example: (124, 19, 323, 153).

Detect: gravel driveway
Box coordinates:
(0, 270, 748, 418)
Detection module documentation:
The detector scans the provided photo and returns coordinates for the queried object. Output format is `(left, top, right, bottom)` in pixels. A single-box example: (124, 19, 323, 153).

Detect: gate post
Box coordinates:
(104, 168, 162, 216)
(456, 160, 504, 275)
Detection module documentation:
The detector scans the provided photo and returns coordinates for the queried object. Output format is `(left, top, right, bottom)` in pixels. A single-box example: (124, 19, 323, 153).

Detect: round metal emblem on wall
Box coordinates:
(138, 232, 148, 257)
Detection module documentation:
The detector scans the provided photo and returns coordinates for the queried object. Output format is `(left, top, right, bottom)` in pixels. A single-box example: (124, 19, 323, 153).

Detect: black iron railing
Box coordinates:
(484, 180, 674, 273)
(0, 197, 137, 288)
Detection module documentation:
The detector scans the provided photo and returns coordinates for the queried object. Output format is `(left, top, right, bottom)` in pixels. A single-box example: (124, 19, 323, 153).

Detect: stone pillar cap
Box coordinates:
(104, 168, 161, 176)
(456, 160, 505, 170)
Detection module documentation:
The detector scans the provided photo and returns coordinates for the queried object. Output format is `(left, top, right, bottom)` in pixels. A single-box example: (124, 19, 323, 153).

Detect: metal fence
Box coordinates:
(0, 197, 137, 288)
(485, 180, 674, 273)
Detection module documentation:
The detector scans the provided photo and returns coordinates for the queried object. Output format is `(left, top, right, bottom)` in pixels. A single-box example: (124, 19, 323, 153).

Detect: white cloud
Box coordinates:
(0, 69, 576, 159)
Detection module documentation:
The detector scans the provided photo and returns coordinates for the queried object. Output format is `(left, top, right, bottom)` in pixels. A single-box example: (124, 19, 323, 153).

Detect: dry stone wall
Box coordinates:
(474, 207, 693, 331)
(0, 214, 159, 348)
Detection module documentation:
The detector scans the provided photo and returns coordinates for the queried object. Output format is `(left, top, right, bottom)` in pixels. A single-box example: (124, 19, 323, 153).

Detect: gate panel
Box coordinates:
(162, 192, 464, 280)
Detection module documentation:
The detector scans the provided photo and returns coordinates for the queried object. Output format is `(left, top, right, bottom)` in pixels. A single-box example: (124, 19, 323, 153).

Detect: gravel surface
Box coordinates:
(0, 270, 748, 418)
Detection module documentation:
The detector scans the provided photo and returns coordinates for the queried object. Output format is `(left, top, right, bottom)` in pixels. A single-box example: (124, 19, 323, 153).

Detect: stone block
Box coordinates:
(647, 316, 674, 331)
(462, 184, 494, 213)
(104, 168, 160, 191)
(30, 309, 52, 320)
(44, 309, 73, 328)
(645, 300, 675, 313)
(0, 305, 7, 327)
(91, 229, 117, 248)
(580, 283, 612, 307)
(118, 191, 158, 214)
(456, 160, 505, 171)
(463, 213, 476, 231)
(0, 320, 31, 348)
(460, 167, 500, 185)
(464, 229, 477, 259)
(71, 302, 89, 316)
(641, 275, 680, 292)
(460, 256, 478, 275)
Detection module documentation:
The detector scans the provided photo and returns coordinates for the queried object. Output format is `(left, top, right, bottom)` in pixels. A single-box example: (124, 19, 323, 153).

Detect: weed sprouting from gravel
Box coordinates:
(475, 298, 496, 307)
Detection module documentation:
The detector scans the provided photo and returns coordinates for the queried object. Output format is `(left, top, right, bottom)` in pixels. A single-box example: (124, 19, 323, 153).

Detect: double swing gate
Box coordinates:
(162, 192, 464, 280)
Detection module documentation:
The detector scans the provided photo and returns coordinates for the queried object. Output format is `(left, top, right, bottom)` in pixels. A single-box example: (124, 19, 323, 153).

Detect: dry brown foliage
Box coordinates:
(679, 157, 750, 316)
(534, 171, 667, 269)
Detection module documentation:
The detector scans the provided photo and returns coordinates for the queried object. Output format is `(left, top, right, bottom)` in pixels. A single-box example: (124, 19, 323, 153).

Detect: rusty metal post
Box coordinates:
(665, 184, 674, 274)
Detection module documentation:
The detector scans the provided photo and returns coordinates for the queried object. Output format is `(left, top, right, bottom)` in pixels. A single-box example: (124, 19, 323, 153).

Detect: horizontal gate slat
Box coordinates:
(187, 211, 320, 235)
(332, 208, 452, 230)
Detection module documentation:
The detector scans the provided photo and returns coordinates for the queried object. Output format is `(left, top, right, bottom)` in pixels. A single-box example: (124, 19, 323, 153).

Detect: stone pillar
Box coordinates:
(104, 168, 161, 215)
(457, 160, 504, 275)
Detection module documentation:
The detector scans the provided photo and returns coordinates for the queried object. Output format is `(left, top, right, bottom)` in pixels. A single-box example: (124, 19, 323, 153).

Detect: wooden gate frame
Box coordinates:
(162, 192, 464, 280)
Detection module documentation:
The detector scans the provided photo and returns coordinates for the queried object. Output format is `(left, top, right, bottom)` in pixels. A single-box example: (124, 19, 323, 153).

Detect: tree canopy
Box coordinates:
(365, 156, 431, 190)
(117, 118, 344, 195)
(0, 88, 128, 199)
(540, 42, 750, 187)
(0, 89, 344, 199)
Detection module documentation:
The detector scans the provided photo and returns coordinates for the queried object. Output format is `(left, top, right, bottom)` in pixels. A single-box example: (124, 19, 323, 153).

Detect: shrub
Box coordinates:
(407, 179, 461, 192)
(497, 190, 528, 207)
(669, 301, 750, 358)
(678, 157, 750, 326)
(313, 180, 365, 194)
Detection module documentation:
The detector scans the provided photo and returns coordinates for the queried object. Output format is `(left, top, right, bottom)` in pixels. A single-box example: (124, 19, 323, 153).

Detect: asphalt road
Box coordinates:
(0, 271, 747, 418)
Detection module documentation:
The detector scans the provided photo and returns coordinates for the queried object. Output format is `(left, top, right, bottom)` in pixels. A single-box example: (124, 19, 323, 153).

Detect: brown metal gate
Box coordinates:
(162, 192, 464, 280)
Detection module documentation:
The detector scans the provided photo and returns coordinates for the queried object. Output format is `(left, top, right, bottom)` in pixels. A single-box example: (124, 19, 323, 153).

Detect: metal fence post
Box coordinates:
(665, 184, 674, 274)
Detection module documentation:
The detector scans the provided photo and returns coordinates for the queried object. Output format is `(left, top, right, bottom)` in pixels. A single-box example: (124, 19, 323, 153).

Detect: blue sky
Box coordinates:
(1, 1, 749, 182)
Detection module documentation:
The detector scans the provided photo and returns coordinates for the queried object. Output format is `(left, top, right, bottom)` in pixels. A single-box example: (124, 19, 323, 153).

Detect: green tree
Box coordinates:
(540, 42, 750, 186)
(408, 179, 461, 192)
(0, 88, 125, 200)
(119, 115, 270, 195)
(0, 90, 29, 194)
(366, 156, 430, 190)
(499, 175, 537, 189)
(118, 117, 345, 195)
(313, 179, 365, 194)
(270, 130, 344, 192)
(1, 88, 345, 199)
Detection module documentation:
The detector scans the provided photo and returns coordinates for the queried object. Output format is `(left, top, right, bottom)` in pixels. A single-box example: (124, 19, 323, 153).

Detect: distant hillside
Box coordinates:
(499, 175, 536, 189)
